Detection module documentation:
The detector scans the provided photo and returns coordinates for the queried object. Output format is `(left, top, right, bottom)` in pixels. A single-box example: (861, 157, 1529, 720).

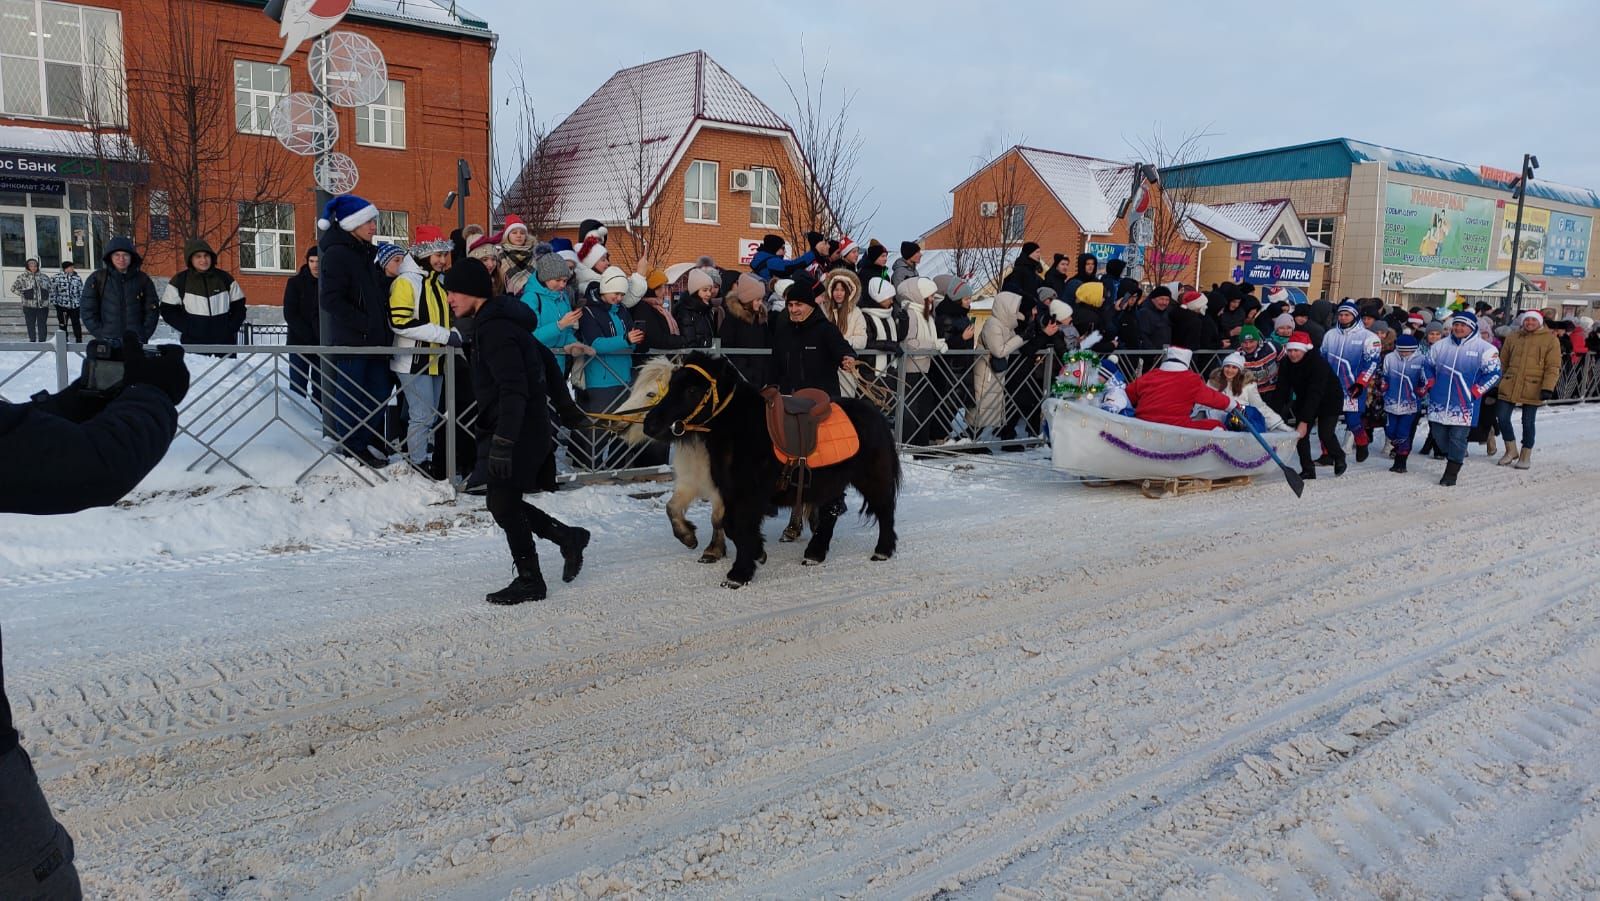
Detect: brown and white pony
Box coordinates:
(618, 356, 726, 563)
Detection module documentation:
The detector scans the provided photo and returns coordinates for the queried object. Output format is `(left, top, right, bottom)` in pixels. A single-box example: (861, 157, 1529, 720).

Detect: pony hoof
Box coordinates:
(698, 553, 721, 564)
(676, 532, 699, 550)
(802, 557, 824, 566)
(871, 552, 892, 562)
(778, 531, 799, 543)
(756, 552, 768, 566)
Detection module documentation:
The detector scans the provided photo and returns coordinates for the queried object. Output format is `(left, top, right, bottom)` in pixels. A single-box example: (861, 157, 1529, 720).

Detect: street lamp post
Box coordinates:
(1503, 153, 1538, 317)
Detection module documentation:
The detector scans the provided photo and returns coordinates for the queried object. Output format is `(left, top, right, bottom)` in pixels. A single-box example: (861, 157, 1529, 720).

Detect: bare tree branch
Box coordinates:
(493, 60, 561, 236)
(1126, 124, 1218, 285)
(607, 66, 674, 268)
(944, 137, 1033, 294)
(770, 44, 876, 243)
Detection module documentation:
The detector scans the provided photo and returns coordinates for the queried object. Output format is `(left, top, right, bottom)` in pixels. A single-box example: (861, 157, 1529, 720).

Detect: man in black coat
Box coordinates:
(281, 247, 320, 398)
(0, 334, 190, 901)
(443, 261, 590, 605)
(1135, 287, 1174, 351)
(771, 281, 857, 397)
(80, 236, 159, 343)
(1276, 330, 1347, 479)
(317, 195, 394, 466)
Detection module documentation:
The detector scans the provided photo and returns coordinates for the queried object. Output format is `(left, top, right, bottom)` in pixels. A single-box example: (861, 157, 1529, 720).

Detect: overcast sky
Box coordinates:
(463, 0, 1598, 244)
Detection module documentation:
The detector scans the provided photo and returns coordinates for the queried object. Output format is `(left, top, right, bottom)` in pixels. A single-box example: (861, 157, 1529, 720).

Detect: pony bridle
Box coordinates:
(669, 363, 734, 436)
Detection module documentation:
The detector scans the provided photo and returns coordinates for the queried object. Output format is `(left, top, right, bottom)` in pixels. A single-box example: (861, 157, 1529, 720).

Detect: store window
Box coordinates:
(0, 1, 123, 123)
(355, 79, 405, 148)
(233, 60, 288, 136)
(683, 160, 717, 223)
(239, 201, 296, 272)
(376, 210, 409, 247)
(749, 167, 780, 228)
(1003, 204, 1026, 243)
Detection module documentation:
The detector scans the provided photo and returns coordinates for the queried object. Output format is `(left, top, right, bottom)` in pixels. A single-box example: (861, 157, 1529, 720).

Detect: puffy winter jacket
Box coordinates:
(1322, 323, 1381, 412)
(771, 304, 855, 397)
(469, 295, 581, 493)
(1278, 346, 1344, 421)
(281, 264, 319, 345)
(576, 296, 635, 390)
(1497, 324, 1560, 406)
(890, 256, 919, 286)
(750, 248, 815, 281)
(1135, 301, 1173, 350)
(1423, 333, 1501, 426)
(520, 277, 578, 372)
(1380, 349, 1429, 416)
(160, 239, 246, 345)
(318, 226, 390, 347)
(81, 237, 160, 342)
(388, 255, 453, 375)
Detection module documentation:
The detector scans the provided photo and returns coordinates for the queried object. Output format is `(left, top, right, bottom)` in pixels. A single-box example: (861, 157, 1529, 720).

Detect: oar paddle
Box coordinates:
(1229, 408, 1304, 498)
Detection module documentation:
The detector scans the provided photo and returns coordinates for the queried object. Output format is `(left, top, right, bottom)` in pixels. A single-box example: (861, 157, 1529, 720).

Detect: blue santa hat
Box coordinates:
(318, 194, 379, 232)
(1450, 310, 1479, 329)
(548, 236, 574, 253)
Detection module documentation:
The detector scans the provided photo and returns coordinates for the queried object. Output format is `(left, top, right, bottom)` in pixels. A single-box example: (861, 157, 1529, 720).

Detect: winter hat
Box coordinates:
(730, 273, 766, 307)
(1036, 286, 1058, 304)
(1265, 287, 1289, 305)
(303, 246, 318, 260)
(1293, 303, 1313, 317)
(759, 234, 786, 255)
(1104, 258, 1126, 279)
(548, 237, 574, 253)
(784, 280, 817, 307)
(577, 236, 608, 269)
(1019, 241, 1040, 260)
(685, 268, 716, 294)
(598, 269, 630, 296)
(771, 278, 795, 304)
(900, 240, 921, 260)
(1075, 282, 1105, 308)
(556, 249, 579, 266)
(1163, 346, 1194, 367)
(1519, 310, 1544, 326)
(1048, 299, 1074, 324)
(577, 218, 607, 243)
(1396, 334, 1420, 350)
(1274, 312, 1295, 331)
(1336, 299, 1360, 318)
(867, 276, 896, 304)
(1181, 291, 1207, 313)
(1148, 286, 1173, 300)
(1450, 310, 1479, 329)
(468, 235, 499, 262)
(863, 242, 888, 266)
(442, 256, 493, 298)
(646, 269, 669, 291)
(1285, 331, 1314, 352)
(536, 253, 570, 284)
(1221, 351, 1246, 370)
(1051, 253, 1068, 268)
(933, 273, 973, 302)
(1407, 312, 1426, 327)
(409, 224, 452, 257)
(834, 236, 857, 258)
(1424, 320, 1446, 337)
(502, 215, 530, 238)
(374, 242, 406, 270)
(318, 194, 379, 232)
(1239, 325, 1262, 342)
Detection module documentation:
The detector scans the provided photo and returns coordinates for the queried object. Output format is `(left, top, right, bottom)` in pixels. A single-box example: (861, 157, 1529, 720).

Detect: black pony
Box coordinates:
(642, 352, 900, 588)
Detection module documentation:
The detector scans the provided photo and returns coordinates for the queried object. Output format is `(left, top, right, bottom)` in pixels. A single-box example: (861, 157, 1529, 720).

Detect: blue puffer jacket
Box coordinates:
(1381, 349, 1429, 415)
(749, 249, 815, 282)
(520, 277, 577, 372)
(1423, 334, 1501, 426)
(576, 297, 634, 389)
(1321, 323, 1381, 413)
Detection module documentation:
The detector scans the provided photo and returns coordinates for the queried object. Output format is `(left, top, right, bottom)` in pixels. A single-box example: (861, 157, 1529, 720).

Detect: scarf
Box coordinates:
(643, 295, 678, 335)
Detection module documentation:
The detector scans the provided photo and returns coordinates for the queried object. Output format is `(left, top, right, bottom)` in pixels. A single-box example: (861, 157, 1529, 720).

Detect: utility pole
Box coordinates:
(1503, 153, 1538, 317)
(444, 158, 471, 232)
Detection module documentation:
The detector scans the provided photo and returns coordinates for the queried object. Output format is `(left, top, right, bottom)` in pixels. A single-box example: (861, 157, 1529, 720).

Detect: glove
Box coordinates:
(1119, 407, 1137, 417)
(1541, 389, 1555, 401)
(446, 329, 463, 348)
(28, 384, 107, 424)
(123, 339, 190, 404)
(487, 436, 516, 481)
(558, 404, 588, 429)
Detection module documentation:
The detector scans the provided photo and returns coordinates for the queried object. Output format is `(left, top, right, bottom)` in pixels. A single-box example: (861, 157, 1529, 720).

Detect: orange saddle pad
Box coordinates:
(773, 405, 860, 467)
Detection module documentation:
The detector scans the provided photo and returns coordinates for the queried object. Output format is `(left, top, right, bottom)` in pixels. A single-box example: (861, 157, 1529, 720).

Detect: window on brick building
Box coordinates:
(0, 2, 124, 123)
(1301, 217, 1335, 261)
(356, 79, 405, 148)
(684, 160, 717, 223)
(239, 202, 296, 272)
(234, 60, 288, 136)
(749, 168, 780, 228)
(1003, 204, 1026, 243)
(376, 210, 410, 247)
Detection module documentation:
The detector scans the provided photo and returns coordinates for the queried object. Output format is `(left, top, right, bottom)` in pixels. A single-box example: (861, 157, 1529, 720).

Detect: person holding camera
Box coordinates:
(0, 333, 190, 900)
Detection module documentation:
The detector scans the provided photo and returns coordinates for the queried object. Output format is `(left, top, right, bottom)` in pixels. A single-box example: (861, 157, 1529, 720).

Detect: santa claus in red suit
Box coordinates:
(1125, 346, 1236, 431)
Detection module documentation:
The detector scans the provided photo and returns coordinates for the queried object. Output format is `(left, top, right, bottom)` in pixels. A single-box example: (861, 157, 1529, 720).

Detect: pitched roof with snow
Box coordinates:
(1186, 200, 1291, 243)
(348, 0, 492, 37)
(963, 146, 1205, 243)
(518, 51, 793, 227)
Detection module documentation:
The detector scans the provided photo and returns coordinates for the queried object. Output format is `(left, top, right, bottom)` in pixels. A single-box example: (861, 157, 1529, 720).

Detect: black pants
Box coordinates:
(999, 358, 1045, 440)
(0, 745, 81, 900)
(1297, 410, 1346, 472)
(21, 307, 49, 342)
(53, 307, 81, 342)
(485, 480, 570, 566)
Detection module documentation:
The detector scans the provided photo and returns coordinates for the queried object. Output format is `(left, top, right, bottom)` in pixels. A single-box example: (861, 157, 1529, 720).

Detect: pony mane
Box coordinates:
(637, 355, 677, 386)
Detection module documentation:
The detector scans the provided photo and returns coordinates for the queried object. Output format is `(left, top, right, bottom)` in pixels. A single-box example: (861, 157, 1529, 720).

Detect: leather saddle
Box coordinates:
(761, 386, 832, 461)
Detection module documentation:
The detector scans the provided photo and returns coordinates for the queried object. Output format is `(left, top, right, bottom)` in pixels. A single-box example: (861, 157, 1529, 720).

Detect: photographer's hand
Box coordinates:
(122, 335, 191, 405)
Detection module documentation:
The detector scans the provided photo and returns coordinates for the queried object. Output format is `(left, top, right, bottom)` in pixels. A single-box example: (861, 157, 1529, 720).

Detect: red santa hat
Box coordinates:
(1285, 331, 1315, 352)
(577, 235, 608, 269)
(833, 236, 857, 258)
(1180, 290, 1207, 313)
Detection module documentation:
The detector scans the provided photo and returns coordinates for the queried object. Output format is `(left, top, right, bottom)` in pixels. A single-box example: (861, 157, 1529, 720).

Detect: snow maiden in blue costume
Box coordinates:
(1320, 299, 1381, 462)
(1380, 334, 1429, 473)
(1421, 310, 1501, 487)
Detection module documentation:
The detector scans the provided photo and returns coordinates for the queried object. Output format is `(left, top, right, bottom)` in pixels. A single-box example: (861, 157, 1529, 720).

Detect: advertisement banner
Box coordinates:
(1237, 243, 1316, 265)
(1495, 204, 1549, 270)
(1086, 242, 1139, 265)
(1544, 212, 1591, 278)
(1240, 259, 1313, 286)
(1382, 183, 1494, 270)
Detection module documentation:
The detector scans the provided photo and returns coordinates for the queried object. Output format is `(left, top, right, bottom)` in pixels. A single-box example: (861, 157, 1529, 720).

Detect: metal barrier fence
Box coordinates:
(4, 335, 1599, 490)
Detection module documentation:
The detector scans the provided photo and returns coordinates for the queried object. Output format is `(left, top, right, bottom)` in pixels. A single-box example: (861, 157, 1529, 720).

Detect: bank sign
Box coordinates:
(1236, 243, 1315, 265)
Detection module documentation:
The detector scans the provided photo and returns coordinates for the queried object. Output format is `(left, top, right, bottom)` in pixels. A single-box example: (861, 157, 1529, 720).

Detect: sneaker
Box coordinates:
(559, 527, 590, 583)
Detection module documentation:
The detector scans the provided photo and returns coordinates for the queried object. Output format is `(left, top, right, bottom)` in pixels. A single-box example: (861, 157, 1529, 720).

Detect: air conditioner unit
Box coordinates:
(979, 201, 998, 218)
(730, 169, 755, 193)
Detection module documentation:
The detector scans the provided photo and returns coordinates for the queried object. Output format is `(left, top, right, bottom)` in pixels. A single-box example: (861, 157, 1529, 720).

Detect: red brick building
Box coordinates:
(505, 51, 816, 272)
(0, 0, 493, 322)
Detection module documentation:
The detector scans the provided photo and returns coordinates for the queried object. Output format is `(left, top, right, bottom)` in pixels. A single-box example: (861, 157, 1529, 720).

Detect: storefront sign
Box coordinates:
(1544, 212, 1591, 278)
(1240, 259, 1313, 286)
(1495, 202, 1549, 271)
(1382, 183, 1494, 270)
(1236, 243, 1315, 265)
(1086, 242, 1141, 265)
(1381, 268, 1406, 286)
(1479, 164, 1519, 187)
(0, 175, 65, 195)
(738, 238, 761, 265)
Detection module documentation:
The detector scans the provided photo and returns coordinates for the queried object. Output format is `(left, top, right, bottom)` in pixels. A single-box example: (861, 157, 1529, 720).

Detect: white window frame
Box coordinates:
(749, 167, 780, 228)
(234, 59, 288, 136)
(0, 1, 124, 124)
(238, 201, 296, 273)
(1003, 204, 1026, 243)
(355, 79, 406, 149)
(683, 159, 717, 224)
(1301, 216, 1335, 261)
(376, 210, 409, 248)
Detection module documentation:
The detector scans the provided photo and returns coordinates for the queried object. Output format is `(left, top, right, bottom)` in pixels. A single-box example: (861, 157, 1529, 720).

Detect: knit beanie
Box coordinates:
(442, 256, 493, 298)
(1222, 352, 1246, 370)
(685, 268, 716, 294)
(1075, 282, 1105, 308)
(1019, 241, 1040, 260)
(867, 276, 896, 304)
(900, 240, 921, 260)
(1239, 324, 1263, 342)
(374, 242, 405, 270)
(646, 269, 669, 291)
(730, 273, 766, 307)
(863, 243, 888, 266)
(597, 269, 631, 296)
(1274, 312, 1295, 331)
(1149, 286, 1173, 300)
(760, 234, 786, 255)
(784, 280, 817, 307)
(1396, 334, 1420, 349)
(1048, 300, 1073, 324)
(1036, 286, 1058, 304)
(577, 218, 607, 243)
(536, 253, 570, 285)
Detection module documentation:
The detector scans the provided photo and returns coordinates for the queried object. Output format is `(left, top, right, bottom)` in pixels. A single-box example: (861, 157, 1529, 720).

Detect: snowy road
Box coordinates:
(4, 410, 1600, 898)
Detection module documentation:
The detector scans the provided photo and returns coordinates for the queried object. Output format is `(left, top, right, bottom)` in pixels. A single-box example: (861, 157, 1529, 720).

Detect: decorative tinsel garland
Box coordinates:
(1099, 430, 1269, 469)
(1052, 350, 1104, 399)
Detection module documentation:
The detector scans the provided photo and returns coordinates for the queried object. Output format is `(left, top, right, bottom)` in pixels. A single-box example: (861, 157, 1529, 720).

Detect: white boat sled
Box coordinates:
(1045, 398, 1301, 482)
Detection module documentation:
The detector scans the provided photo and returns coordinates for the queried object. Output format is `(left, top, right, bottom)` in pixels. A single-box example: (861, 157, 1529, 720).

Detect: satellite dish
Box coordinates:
(314, 152, 360, 194)
(269, 92, 339, 156)
(307, 31, 388, 108)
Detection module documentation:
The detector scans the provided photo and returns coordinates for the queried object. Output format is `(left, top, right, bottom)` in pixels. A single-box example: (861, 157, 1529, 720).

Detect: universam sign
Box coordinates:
(1382, 183, 1494, 270)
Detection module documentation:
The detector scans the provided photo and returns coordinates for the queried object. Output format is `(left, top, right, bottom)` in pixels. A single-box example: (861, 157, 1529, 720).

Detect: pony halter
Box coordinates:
(669, 363, 735, 436)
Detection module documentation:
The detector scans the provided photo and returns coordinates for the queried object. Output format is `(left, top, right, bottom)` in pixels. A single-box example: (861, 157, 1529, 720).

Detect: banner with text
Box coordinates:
(1495, 203, 1549, 271)
(1382, 183, 1494, 270)
(1544, 212, 1591, 279)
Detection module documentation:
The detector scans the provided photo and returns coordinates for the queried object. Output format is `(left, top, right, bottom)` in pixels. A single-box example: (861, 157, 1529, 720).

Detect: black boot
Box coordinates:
(1299, 468, 1317, 480)
(1314, 454, 1333, 466)
(1389, 454, 1407, 473)
(487, 559, 546, 605)
(1333, 457, 1348, 477)
(559, 527, 590, 583)
(1355, 443, 1369, 463)
(1439, 460, 1462, 487)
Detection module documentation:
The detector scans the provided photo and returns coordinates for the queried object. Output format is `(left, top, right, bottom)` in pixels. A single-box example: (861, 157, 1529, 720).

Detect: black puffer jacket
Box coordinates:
(80, 236, 159, 342)
(281, 263, 319, 345)
(635, 293, 715, 353)
(771, 305, 856, 397)
(935, 297, 974, 351)
(1277, 346, 1344, 420)
(469, 295, 580, 493)
(318, 226, 390, 347)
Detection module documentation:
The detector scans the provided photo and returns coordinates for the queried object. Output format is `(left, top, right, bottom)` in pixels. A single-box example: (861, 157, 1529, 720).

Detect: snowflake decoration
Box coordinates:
(314, 152, 361, 194)
(270, 92, 339, 156)
(308, 31, 388, 108)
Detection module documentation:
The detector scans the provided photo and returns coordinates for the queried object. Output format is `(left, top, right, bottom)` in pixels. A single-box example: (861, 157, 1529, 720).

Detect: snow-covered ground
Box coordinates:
(3, 397, 1600, 898)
